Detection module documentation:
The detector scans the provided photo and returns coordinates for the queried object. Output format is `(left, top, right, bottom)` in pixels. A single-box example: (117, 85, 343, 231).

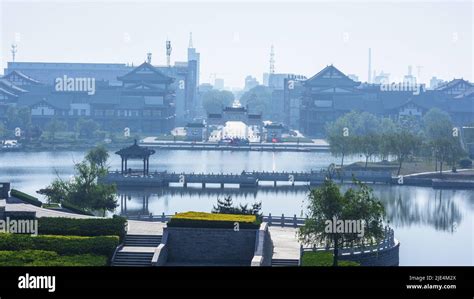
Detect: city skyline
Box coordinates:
(1, 0, 473, 88)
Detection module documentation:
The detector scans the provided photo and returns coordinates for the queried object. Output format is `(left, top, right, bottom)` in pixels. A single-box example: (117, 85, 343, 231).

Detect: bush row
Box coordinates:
(10, 189, 42, 207)
(60, 201, 95, 216)
(168, 212, 260, 229)
(37, 216, 127, 241)
(0, 233, 119, 257)
(0, 250, 108, 266)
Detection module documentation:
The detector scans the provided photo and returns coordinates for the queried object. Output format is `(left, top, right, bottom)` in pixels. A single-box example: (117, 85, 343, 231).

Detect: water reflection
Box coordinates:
(117, 184, 471, 233)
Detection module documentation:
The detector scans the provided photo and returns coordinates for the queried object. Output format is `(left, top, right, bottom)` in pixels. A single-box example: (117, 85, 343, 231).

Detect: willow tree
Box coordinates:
(298, 179, 385, 266)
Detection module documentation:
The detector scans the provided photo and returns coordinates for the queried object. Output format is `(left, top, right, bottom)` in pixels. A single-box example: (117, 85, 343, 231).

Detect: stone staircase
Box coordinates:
(112, 234, 162, 267)
(123, 234, 162, 247)
(271, 258, 299, 267)
(112, 251, 155, 267)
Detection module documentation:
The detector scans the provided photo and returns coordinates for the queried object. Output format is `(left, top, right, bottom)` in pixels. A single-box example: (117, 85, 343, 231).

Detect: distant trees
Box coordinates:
(5, 106, 31, 130)
(75, 118, 100, 139)
(239, 86, 272, 115)
(325, 109, 466, 174)
(422, 108, 465, 174)
(390, 130, 422, 175)
(201, 90, 234, 113)
(212, 196, 262, 217)
(45, 119, 68, 141)
(326, 111, 359, 169)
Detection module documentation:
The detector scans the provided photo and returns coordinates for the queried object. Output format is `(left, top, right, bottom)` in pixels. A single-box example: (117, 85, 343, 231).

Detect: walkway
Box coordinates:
(268, 226, 301, 260)
(1, 198, 95, 219)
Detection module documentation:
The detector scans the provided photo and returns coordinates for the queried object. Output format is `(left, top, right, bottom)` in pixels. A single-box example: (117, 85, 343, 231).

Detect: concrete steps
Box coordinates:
(112, 251, 154, 267)
(124, 234, 162, 247)
(271, 258, 299, 267)
(112, 234, 163, 267)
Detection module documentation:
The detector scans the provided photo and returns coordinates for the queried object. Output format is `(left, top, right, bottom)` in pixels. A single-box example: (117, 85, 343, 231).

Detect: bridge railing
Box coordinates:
(123, 212, 308, 227)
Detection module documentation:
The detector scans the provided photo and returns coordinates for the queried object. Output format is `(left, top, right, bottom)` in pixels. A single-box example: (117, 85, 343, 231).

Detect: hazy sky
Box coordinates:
(0, 0, 472, 88)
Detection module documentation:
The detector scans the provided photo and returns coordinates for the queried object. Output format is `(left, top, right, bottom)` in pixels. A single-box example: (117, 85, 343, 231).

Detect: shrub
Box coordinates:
(38, 216, 127, 241)
(168, 211, 260, 229)
(458, 158, 473, 169)
(42, 203, 61, 209)
(60, 201, 95, 216)
(10, 189, 42, 207)
(301, 251, 360, 267)
(0, 233, 119, 257)
(0, 250, 108, 266)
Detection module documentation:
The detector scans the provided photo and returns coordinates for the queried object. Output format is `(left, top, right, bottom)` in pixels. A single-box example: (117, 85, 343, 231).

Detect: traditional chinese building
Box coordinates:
(298, 65, 474, 137)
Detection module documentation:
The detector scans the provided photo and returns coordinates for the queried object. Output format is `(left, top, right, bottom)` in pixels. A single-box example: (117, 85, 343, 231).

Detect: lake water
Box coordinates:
(0, 150, 472, 266)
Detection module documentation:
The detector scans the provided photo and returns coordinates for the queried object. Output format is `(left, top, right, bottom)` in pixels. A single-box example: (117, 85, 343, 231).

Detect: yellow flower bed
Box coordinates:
(168, 212, 259, 229)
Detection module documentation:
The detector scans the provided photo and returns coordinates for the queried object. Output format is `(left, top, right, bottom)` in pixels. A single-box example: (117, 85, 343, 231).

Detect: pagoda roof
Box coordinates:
(0, 87, 19, 98)
(115, 140, 156, 159)
(435, 79, 472, 92)
(3, 70, 42, 85)
(0, 79, 29, 94)
(117, 62, 173, 84)
(304, 65, 359, 88)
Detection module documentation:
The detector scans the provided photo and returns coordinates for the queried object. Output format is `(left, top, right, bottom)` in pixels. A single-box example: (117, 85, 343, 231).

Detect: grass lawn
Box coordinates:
(301, 251, 359, 267)
(345, 159, 442, 176)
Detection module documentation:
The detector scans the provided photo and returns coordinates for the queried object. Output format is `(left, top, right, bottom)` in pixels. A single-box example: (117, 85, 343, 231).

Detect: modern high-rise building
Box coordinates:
(187, 32, 200, 86)
(214, 78, 224, 91)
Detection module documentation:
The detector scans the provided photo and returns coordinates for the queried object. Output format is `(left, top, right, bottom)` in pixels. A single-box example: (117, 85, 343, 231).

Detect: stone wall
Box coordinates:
(340, 240, 400, 266)
(166, 226, 257, 266)
(152, 229, 168, 266)
(251, 223, 274, 266)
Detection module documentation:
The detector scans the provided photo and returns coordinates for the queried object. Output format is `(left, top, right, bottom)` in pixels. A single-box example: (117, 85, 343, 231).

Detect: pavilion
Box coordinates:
(115, 140, 156, 175)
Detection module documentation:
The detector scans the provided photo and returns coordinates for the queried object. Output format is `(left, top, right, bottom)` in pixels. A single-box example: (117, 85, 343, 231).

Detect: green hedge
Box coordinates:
(0, 250, 108, 266)
(0, 233, 119, 257)
(10, 189, 42, 207)
(301, 251, 359, 267)
(60, 201, 95, 216)
(38, 216, 127, 241)
(168, 211, 260, 229)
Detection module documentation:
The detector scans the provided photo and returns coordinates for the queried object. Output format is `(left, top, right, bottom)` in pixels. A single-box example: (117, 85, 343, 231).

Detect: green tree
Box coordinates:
(356, 133, 381, 168)
(298, 179, 385, 266)
(85, 144, 109, 168)
(75, 118, 100, 139)
(240, 85, 272, 115)
(201, 90, 234, 113)
(45, 119, 68, 141)
(325, 111, 359, 169)
(5, 106, 31, 131)
(378, 118, 397, 161)
(38, 146, 117, 216)
(212, 196, 262, 217)
(422, 108, 464, 174)
(0, 123, 5, 139)
(391, 130, 422, 176)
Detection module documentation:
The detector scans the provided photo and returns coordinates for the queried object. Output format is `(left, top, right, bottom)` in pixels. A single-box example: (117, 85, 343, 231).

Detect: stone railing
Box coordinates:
(251, 222, 273, 266)
(301, 227, 396, 255)
(125, 212, 307, 228)
(300, 227, 400, 266)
